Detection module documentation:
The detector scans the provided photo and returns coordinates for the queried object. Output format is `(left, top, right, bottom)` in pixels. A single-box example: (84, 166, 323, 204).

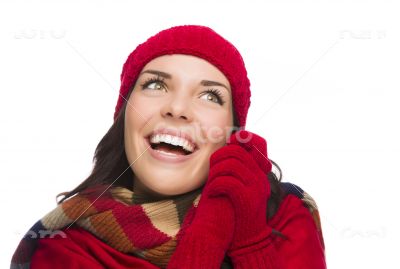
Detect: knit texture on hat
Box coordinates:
(114, 25, 251, 128)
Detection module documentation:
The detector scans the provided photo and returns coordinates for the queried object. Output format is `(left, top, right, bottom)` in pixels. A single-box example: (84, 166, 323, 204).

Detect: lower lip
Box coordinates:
(144, 138, 197, 164)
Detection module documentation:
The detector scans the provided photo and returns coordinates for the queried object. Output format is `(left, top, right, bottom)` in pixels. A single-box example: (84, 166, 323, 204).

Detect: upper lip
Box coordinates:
(146, 127, 198, 150)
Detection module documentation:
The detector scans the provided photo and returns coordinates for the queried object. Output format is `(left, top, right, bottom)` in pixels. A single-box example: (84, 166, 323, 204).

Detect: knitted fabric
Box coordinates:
(11, 185, 202, 269)
(113, 25, 251, 128)
(280, 182, 325, 251)
(10, 182, 324, 269)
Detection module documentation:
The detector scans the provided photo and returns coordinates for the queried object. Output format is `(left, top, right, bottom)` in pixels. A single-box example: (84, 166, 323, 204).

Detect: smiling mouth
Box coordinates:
(145, 137, 197, 156)
(151, 141, 192, 155)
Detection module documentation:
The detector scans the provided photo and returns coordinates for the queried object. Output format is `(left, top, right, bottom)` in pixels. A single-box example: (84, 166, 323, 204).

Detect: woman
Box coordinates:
(11, 25, 326, 269)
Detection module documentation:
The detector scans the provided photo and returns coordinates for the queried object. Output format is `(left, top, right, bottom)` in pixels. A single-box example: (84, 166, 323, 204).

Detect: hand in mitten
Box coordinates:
(166, 153, 236, 269)
(207, 130, 275, 267)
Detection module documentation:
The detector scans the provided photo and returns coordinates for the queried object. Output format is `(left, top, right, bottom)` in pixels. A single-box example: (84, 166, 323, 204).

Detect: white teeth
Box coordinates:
(149, 134, 195, 153)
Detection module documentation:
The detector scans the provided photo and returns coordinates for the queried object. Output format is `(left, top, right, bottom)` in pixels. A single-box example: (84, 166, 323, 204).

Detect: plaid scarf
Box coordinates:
(10, 182, 324, 269)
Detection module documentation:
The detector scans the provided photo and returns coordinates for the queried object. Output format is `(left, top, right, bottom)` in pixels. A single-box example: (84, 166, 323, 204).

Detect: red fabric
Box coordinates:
(166, 198, 235, 269)
(222, 131, 274, 258)
(30, 193, 326, 269)
(114, 25, 251, 127)
(30, 131, 325, 268)
(268, 194, 326, 269)
(167, 130, 273, 268)
(30, 227, 159, 269)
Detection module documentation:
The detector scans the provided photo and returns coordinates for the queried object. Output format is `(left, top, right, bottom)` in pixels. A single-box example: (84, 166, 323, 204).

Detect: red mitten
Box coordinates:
(208, 130, 276, 268)
(167, 155, 236, 268)
(227, 129, 272, 175)
(167, 130, 275, 269)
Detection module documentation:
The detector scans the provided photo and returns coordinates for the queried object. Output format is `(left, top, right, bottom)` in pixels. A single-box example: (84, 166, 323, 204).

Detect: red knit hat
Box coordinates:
(114, 25, 251, 128)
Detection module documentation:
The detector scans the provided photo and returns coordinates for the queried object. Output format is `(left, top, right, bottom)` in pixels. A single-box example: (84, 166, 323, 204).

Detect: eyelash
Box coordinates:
(140, 76, 166, 90)
(140, 76, 226, 105)
(204, 88, 225, 105)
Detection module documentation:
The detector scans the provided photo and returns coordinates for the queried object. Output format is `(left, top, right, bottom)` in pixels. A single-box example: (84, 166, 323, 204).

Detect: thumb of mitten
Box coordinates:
(227, 130, 272, 175)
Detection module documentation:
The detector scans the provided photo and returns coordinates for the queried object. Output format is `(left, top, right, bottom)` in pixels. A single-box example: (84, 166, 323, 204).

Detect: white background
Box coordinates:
(1, 0, 399, 268)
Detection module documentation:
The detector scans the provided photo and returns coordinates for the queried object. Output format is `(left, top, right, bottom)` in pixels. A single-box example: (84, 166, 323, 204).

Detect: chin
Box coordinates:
(144, 178, 200, 196)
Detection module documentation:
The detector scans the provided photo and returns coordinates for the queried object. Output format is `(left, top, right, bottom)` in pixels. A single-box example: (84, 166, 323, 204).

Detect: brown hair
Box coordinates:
(57, 91, 285, 220)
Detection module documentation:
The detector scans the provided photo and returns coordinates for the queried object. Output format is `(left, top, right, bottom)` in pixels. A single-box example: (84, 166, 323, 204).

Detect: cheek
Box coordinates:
(126, 92, 155, 123)
(196, 110, 233, 147)
(124, 92, 155, 157)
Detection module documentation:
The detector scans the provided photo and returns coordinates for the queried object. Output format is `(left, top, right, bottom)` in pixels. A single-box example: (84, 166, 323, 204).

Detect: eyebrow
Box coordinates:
(200, 80, 230, 91)
(139, 69, 230, 92)
(140, 69, 171, 79)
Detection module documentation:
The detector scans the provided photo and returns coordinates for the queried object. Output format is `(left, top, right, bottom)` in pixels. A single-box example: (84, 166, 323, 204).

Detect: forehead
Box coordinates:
(141, 54, 231, 89)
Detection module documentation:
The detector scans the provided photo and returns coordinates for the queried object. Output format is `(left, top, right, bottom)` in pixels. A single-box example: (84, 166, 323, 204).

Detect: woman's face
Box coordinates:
(124, 54, 234, 198)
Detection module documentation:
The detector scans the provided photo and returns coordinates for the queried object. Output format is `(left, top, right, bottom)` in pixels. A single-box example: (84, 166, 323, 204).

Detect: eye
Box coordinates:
(201, 89, 225, 105)
(140, 77, 167, 91)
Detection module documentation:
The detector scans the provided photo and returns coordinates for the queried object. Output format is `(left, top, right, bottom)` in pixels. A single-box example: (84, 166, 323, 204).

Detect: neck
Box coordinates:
(132, 178, 202, 205)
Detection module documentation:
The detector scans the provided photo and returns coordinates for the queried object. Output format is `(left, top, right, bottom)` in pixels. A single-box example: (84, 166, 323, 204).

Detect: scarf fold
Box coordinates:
(11, 185, 202, 269)
(11, 181, 323, 269)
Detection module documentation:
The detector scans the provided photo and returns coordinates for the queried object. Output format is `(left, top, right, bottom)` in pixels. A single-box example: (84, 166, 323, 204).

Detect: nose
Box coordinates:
(160, 94, 193, 122)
